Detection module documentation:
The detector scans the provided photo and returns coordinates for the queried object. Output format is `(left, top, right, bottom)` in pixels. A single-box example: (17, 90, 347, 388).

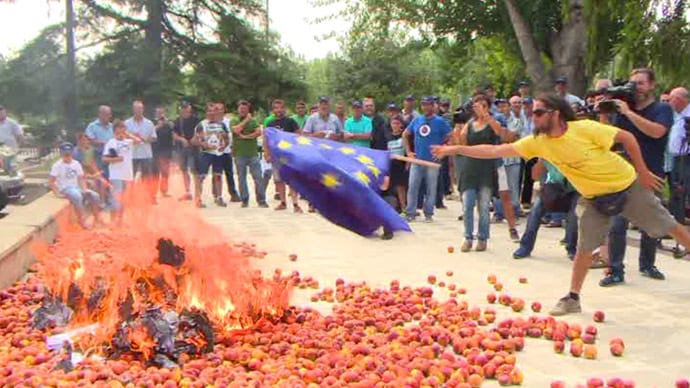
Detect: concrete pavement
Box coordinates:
(197, 187, 690, 387)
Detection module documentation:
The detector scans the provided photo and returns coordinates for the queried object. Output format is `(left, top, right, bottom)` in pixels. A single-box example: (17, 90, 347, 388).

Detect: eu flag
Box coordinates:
(264, 127, 411, 236)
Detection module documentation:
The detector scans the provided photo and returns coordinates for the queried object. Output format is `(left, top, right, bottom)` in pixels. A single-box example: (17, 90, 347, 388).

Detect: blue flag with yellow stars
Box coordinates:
(264, 127, 411, 236)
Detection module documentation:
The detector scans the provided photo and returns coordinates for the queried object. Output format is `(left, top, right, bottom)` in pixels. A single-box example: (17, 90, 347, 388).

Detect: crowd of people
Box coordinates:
(6, 65, 690, 315)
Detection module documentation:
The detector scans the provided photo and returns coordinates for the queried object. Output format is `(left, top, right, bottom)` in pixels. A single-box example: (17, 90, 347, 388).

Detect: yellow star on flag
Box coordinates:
(340, 147, 356, 155)
(321, 173, 342, 188)
(277, 140, 292, 150)
(296, 136, 312, 145)
(353, 171, 371, 185)
(367, 165, 381, 178)
(319, 143, 333, 150)
(356, 154, 374, 165)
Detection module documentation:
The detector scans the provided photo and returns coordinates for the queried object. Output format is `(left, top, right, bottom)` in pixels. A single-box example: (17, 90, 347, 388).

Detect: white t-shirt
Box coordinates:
(103, 138, 134, 181)
(196, 120, 228, 156)
(49, 159, 83, 191)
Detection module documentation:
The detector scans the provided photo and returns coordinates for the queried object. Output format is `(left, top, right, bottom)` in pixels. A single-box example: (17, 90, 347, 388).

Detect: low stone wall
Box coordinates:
(0, 193, 68, 289)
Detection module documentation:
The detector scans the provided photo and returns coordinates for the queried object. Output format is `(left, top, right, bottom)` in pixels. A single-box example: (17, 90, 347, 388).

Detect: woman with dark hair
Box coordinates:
(456, 94, 512, 252)
(432, 94, 690, 317)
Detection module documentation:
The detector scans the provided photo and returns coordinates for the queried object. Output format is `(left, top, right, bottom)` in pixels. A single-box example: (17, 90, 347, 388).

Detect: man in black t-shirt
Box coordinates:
(152, 106, 174, 197)
(363, 97, 390, 150)
(601, 68, 675, 287)
(266, 99, 303, 213)
(172, 100, 201, 201)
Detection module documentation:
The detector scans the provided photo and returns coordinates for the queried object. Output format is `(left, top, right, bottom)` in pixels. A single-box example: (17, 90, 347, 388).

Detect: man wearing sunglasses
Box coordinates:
(431, 94, 690, 316)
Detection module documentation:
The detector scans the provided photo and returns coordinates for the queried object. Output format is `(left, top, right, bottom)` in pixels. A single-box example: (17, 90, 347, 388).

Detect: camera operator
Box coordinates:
(599, 68, 675, 287)
(667, 87, 690, 224)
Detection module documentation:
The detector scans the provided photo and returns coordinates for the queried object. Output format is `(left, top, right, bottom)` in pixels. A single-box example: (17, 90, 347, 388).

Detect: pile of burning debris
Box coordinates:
(31, 233, 291, 369)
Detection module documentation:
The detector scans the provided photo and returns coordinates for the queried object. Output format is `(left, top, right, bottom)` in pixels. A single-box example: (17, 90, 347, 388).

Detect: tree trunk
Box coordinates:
(144, 0, 164, 112)
(549, 0, 588, 97)
(64, 0, 78, 133)
(503, 0, 551, 93)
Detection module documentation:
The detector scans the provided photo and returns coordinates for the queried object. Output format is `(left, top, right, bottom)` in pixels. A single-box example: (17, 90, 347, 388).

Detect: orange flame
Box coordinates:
(31, 181, 292, 357)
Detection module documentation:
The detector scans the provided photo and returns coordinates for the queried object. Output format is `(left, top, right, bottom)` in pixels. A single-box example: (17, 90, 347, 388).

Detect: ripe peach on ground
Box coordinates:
(582, 333, 596, 344)
(289, 254, 298, 261)
(570, 342, 583, 357)
(518, 276, 527, 284)
(487, 274, 497, 284)
(585, 325, 597, 336)
(551, 381, 566, 388)
(583, 344, 598, 359)
(428, 275, 437, 285)
(458, 287, 467, 294)
(531, 301, 542, 312)
(587, 377, 605, 388)
(676, 379, 690, 388)
(554, 340, 565, 354)
(446, 270, 454, 276)
(607, 377, 624, 388)
(610, 343, 624, 357)
(593, 310, 605, 322)
(511, 298, 525, 312)
(487, 293, 497, 303)
(448, 246, 455, 253)
(494, 282, 504, 291)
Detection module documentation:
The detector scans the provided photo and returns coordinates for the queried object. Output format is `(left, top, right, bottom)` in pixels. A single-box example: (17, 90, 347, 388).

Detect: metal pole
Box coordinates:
(265, 0, 269, 38)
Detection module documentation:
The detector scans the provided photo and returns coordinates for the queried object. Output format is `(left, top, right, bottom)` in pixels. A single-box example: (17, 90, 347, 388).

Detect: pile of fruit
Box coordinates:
(4, 263, 685, 387)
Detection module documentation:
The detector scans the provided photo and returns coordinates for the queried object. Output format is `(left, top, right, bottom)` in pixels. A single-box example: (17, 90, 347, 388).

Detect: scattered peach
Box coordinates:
(587, 377, 605, 388)
(428, 275, 437, 285)
(531, 301, 542, 313)
(554, 341, 565, 354)
(289, 254, 298, 261)
(551, 381, 566, 388)
(583, 345, 598, 359)
(446, 270, 454, 276)
(487, 293, 497, 304)
(570, 342, 583, 357)
(610, 343, 624, 357)
(676, 379, 690, 388)
(593, 310, 605, 322)
(448, 246, 455, 253)
(494, 282, 504, 291)
(518, 276, 527, 284)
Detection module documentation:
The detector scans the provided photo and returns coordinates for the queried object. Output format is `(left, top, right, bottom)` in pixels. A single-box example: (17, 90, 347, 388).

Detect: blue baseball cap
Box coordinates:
(522, 97, 534, 105)
(387, 102, 400, 111)
(351, 100, 363, 108)
(59, 142, 74, 154)
(555, 77, 568, 84)
(318, 96, 330, 103)
(421, 96, 435, 104)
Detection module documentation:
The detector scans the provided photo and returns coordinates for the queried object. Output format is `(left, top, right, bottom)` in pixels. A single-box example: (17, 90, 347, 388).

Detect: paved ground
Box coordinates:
(191, 182, 690, 387)
(7, 175, 687, 386)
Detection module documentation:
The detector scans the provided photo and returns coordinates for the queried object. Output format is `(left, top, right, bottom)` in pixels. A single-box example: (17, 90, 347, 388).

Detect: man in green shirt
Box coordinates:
(290, 101, 308, 129)
(231, 100, 268, 208)
(344, 100, 373, 148)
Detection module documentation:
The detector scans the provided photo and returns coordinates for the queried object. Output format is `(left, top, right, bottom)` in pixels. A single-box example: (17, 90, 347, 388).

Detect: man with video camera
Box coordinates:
(667, 87, 690, 227)
(599, 68, 675, 287)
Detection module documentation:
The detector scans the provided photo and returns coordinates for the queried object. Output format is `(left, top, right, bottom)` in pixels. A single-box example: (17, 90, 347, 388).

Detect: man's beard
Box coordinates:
(534, 121, 553, 135)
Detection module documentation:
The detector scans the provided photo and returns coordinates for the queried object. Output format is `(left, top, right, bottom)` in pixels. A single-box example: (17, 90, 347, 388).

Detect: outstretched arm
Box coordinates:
(431, 143, 520, 160)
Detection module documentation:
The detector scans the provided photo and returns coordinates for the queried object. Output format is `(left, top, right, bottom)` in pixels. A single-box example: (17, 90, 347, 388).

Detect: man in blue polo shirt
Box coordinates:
(344, 100, 373, 148)
(85, 105, 114, 176)
(402, 96, 451, 222)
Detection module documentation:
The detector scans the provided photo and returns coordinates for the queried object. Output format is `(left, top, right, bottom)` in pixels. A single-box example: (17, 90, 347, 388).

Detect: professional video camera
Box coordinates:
(596, 81, 637, 114)
(453, 99, 474, 124)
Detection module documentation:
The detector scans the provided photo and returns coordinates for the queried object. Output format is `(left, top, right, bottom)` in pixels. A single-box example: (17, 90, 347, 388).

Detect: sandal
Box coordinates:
(589, 252, 608, 269)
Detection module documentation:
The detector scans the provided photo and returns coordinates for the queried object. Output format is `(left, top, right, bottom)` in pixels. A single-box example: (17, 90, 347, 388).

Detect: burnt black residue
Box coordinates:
(156, 238, 186, 267)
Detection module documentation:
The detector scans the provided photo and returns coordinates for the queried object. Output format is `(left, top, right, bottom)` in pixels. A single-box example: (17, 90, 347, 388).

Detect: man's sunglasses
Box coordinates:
(533, 108, 554, 117)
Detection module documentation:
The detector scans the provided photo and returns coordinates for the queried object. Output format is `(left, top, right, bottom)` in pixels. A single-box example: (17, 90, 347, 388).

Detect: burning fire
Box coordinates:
(30, 184, 292, 366)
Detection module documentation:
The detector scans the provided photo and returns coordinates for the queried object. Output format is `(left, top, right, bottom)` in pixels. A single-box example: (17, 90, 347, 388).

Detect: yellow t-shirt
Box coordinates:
(512, 120, 636, 198)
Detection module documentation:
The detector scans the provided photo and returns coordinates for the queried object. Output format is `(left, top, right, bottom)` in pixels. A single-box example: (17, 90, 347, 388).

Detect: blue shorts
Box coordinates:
(197, 152, 223, 177)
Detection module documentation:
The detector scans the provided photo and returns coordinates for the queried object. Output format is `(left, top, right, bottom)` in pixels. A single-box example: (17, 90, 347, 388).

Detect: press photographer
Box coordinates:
(667, 87, 690, 224)
(600, 68, 675, 287)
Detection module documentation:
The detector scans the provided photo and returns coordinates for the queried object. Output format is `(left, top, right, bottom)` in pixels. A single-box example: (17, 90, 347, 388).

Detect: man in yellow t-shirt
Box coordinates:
(431, 94, 690, 317)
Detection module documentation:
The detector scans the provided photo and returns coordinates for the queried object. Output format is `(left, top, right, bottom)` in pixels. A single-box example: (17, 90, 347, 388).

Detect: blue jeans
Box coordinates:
(550, 212, 565, 223)
(235, 155, 265, 204)
(608, 215, 657, 276)
(406, 165, 439, 217)
(463, 186, 492, 241)
(518, 195, 578, 255)
(61, 187, 101, 212)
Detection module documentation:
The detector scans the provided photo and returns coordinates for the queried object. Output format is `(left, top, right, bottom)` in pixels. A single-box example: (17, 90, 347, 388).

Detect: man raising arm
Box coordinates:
(432, 94, 690, 317)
